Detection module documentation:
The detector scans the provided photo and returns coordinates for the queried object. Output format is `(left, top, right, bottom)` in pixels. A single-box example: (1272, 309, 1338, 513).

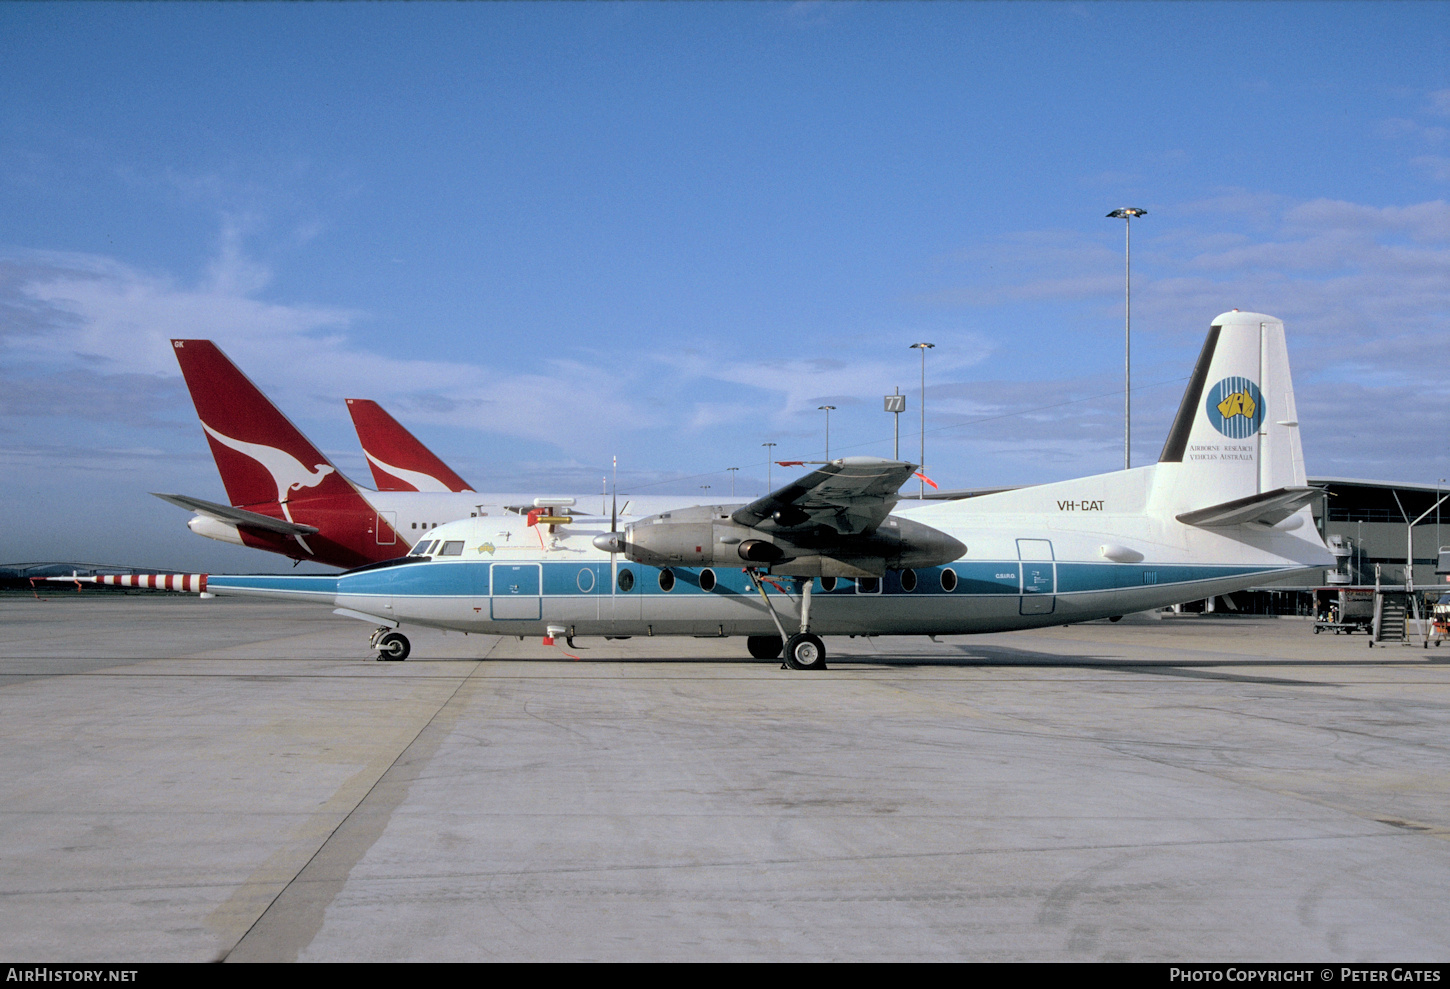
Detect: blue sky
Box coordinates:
(3, 2, 1449, 570)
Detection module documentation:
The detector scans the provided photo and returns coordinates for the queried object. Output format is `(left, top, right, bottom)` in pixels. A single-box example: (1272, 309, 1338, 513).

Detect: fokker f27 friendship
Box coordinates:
(101, 311, 1331, 670)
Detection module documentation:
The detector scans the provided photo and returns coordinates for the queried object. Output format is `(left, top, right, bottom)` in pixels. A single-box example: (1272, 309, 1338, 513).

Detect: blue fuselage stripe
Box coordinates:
(325, 559, 1286, 599)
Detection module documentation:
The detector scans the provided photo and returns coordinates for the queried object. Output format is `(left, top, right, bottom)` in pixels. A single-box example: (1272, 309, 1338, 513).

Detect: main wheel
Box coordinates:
(376, 631, 410, 661)
(783, 632, 826, 671)
(747, 635, 783, 659)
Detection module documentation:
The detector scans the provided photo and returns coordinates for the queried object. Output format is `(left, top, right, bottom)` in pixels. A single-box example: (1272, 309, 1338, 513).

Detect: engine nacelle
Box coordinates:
(188, 515, 244, 546)
(603, 504, 965, 576)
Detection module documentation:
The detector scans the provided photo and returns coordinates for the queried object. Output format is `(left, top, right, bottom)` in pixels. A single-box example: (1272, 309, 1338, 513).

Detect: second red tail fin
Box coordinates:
(345, 398, 475, 493)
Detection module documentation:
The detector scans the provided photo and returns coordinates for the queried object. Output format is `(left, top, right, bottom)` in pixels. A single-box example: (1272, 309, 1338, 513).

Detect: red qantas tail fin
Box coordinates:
(345, 398, 475, 493)
(170, 340, 357, 509)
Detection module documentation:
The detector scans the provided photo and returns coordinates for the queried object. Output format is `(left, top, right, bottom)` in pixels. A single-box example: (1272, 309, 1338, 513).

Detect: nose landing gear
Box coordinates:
(371, 627, 410, 661)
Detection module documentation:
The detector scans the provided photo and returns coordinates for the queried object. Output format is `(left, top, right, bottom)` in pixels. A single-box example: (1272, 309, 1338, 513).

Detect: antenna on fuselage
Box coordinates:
(591, 456, 627, 559)
(610, 456, 619, 587)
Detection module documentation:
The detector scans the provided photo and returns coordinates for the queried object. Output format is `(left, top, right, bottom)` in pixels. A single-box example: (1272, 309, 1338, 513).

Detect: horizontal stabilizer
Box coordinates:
(1175, 486, 1318, 528)
(151, 493, 320, 536)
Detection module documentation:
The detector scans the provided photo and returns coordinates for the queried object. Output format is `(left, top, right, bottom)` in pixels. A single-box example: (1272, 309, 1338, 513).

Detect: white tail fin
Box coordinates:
(1152, 311, 1306, 517)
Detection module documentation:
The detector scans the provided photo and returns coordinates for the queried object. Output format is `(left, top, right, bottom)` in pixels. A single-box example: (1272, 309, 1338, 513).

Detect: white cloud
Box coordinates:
(0, 245, 659, 455)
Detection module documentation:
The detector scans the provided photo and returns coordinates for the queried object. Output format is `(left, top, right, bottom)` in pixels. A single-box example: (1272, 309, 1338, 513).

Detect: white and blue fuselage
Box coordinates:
(208, 466, 1330, 639)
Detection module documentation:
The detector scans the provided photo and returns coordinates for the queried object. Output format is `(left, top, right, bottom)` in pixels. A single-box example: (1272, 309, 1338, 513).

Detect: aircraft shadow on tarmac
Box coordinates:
(821, 640, 1443, 685)
(446, 638, 1443, 687)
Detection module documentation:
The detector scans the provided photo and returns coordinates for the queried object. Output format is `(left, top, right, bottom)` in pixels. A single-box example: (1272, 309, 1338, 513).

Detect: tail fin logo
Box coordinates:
(1204, 377, 1264, 439)
(361, 450, 456, 494)
(201, 422, 336, 503)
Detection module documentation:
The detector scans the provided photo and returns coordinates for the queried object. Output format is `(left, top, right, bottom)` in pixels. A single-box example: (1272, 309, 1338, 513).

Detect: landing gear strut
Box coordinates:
(372, 628, 410, 661)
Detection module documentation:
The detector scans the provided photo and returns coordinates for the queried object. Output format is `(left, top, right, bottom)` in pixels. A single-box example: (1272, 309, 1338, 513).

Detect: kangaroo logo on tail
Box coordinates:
(201, 421, 335, 504)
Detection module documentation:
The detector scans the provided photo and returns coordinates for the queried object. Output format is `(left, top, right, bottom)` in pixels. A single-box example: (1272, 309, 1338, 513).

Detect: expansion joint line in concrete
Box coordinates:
(221, 655, 492, 962)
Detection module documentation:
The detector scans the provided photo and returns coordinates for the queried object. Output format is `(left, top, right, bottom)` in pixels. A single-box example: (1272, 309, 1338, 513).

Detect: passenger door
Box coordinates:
(1017, 539, 1056, 616)
(490, 563, 542, 620)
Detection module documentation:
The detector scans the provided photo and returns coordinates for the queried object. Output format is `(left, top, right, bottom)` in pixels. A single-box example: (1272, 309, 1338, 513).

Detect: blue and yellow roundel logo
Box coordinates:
(1204, 377, 1264, 438)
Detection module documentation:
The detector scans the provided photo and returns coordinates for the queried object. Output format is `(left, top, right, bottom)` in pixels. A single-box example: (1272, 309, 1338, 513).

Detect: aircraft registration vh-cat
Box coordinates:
(81, 310, 1332, 670)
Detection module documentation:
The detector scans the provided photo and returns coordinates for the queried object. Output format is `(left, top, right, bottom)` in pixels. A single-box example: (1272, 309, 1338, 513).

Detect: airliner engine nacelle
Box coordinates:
(187, 515, 244, 546)
(595, 505, 965, 578)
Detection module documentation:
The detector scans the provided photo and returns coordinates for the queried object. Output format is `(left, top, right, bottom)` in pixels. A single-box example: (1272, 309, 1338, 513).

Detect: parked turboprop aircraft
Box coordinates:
(113, 311, 1330, 669)
(344, 398, 475, 493)
(157, 340, 680, 568)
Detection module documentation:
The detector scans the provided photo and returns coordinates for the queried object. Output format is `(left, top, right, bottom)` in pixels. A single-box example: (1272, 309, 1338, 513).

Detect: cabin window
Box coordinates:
(411, 523, 417, 529)
(699, 568, 717, 592)
(658, 568, 676, 592)
(899, 569, 917, 592)
(856, 576, 881, 594)
(577, 568, 595, 593)
(438, 540, 464, 556)
(940, 568, 958, 593)
(618, 568, 635, 592)
(819, 576, 837, 592)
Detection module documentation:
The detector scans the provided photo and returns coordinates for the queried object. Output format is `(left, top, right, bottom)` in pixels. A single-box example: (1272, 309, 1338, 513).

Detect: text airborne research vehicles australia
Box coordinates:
(116, 311, 1331, 669)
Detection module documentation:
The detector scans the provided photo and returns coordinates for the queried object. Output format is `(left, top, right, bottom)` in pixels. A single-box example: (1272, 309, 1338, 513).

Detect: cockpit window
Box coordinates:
(412, 540, 435, 556)
(438, 540, 465, 556)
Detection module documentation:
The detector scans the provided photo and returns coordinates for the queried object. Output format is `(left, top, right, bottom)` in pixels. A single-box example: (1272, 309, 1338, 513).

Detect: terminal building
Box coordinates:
(1224, 477, 1449, 615)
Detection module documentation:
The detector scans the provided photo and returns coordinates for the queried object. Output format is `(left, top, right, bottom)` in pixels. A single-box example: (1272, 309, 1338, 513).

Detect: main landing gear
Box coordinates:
(747, 635, 782, 659)
(746, 569, 827, 671)
(783, 632, 826, 671)
(371, 627, 410, 661)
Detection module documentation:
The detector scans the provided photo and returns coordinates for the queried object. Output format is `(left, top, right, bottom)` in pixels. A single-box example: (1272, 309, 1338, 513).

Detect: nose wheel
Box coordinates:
(372, 629, 410, 661)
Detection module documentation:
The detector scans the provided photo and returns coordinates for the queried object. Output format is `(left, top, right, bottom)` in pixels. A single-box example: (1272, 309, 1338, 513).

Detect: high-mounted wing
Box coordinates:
(152, 493, 320, 536)
(731, 457, 919, 536)
(611, 457, 963, 577)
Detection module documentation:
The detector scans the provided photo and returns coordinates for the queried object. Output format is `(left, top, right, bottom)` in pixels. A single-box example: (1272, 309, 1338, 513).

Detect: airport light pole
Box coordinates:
(727, 467, 739, 498)
(909, 343, 934, 499)
(762, 442, 776, 491)
(1439, 479, 1445, 565)
(818, 405, 836, 460)
(1107, 207, 1146, 470)
(884, 387, 905, 460)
